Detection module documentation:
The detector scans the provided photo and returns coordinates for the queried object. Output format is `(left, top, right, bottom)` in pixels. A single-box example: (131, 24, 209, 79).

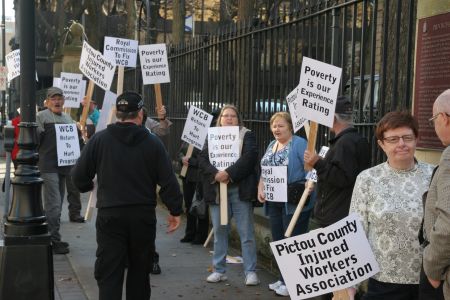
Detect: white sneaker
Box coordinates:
(275, 284, 289, 297)
(268, 280, 283, 291)
(245, 272, 260, 286)
(206, 272, 227, 283)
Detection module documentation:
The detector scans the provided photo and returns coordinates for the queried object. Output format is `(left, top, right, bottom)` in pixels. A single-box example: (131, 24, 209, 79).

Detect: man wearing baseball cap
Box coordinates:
(37, 86, 83, 254)
(71, 91, 183, 300)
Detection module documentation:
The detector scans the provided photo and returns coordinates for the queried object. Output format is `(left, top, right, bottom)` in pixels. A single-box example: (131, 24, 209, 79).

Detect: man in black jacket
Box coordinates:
(303, 96, 370, 299)
(72, 91, 182, 300)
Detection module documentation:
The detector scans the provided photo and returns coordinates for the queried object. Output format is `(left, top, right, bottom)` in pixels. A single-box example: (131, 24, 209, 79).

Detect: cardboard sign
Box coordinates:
(79, 41, 116, 91)
(261, 166, 288, 202)
(53, 77, 61, 88)
(181, 105, 213, 150)
(96, 90, 116, 132)
(296, 57, 342, 128)
(5, 49, 20, 81)
(287, 86, 308, 133)
(0, 66, 7, 91)
(138, 44, 170, 84)
(60, 72, 84, 108)
(103, 36, 138, 68)
(207, 126, 240, 170)
(55, 124, 80, 166)
(270, 214, 379, 299)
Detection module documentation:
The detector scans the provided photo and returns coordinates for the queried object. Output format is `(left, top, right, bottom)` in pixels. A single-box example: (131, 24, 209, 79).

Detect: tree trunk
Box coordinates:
(125, 0, 137, 39)
(172, 0, 186, 45)
(238, 0, 254, 21)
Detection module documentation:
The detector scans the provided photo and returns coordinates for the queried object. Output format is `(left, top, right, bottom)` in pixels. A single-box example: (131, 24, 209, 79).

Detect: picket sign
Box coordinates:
(203, 229, 214, 248)
(180, 144, 194, 177)
(285, 121, 350, 300)
(220, 182, 228, 225)
(154, 83, 164, 112)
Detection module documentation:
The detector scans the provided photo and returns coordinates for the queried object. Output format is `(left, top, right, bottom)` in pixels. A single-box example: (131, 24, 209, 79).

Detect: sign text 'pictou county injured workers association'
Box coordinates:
(270, 213, 379, 299)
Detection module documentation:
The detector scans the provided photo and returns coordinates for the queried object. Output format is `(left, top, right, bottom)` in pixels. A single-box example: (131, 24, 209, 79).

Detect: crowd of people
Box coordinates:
(8, 86, 450, 300)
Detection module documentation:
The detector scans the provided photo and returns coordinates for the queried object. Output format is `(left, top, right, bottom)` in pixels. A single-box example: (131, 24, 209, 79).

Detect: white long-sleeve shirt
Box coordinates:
(350, 161, 434, 284)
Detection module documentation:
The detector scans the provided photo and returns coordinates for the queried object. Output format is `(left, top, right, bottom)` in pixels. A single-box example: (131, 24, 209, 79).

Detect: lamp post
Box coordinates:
(1, 0, 5, 126)
(0, 1, 54, 299)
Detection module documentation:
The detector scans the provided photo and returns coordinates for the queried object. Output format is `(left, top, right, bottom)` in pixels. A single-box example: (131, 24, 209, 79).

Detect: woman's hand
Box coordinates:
(214, 170, 229, 183)
(182, 156, 189, 166)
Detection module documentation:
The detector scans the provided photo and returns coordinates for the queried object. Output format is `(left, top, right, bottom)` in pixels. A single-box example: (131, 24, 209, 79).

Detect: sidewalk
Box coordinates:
(0, 157, 281, 300)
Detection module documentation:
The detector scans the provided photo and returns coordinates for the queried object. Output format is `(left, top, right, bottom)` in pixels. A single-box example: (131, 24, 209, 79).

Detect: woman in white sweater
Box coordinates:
(349, 111, 434, 299)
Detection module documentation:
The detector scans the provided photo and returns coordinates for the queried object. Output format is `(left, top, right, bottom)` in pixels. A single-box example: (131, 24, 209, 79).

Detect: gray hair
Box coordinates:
(435, 89, 450, 113)
(335, 113, 353, 124)
(116, 110, 139, 121)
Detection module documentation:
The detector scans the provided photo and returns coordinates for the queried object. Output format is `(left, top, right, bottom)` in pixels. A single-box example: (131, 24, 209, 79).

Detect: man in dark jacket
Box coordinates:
(303, 96, 370, 299)
(72, 91, 183, 300)
(304, 96, 370, 228)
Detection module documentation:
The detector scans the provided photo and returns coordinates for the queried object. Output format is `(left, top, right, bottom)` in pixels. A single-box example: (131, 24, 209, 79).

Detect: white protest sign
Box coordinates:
(0, 66, 7, 91)
(53, 77, 61, 88)
(181, 106, 213, 150)
(96, 90, 116, 132)
(286, 86, 308, 133)
(270, 213, 379, 299)
(55, 124, 80, 166)
(208, 126, 240, 170)
(79, 41, 116, 91)
(60, 72, 84, 108)
(6, 49, 20, 81)
(306, 146, 330, 182)
(297, 57, 342, 128)
(103, 36, 139, 68)
(138, 44, 170, 84)
(261, 166, 287, 202)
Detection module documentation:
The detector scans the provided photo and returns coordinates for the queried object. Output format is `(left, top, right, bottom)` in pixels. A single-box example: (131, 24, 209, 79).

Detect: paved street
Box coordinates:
(0, 157, 281, 300)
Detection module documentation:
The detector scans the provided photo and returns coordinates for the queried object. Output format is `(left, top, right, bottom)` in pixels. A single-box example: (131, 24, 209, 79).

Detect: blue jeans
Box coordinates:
(209, 185, 257, 275)
(267, 201, 311, 283)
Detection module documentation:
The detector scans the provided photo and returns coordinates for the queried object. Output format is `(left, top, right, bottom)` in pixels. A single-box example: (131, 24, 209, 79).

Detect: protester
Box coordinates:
(178, 143, 209, 244)
(303, 95, 370, 300)
(37, 87, 83, 254)
(198, 104, 260, 286)
(145, 105, 172, 136)
(71, 91, 183, 300)
(420, 89, 450, 300)
(257, 111, 313, 297)
(349, 111, 434, 299)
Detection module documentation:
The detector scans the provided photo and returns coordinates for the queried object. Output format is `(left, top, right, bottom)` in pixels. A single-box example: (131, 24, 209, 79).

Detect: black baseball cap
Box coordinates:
(335, 96, 353, 115)
(47, 87, 64, 98)
(116, 91, 144, 113)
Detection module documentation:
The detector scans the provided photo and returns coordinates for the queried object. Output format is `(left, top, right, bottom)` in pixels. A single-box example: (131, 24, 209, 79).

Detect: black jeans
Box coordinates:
(95, 206, 156, 300)
(66, 174, 81, 217)
(182, 180, 209, 241)
(362, 278, 419, 300)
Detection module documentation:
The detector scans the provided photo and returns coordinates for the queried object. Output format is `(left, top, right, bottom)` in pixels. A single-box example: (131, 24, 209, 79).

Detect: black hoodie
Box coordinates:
(71, 122, 182, 216)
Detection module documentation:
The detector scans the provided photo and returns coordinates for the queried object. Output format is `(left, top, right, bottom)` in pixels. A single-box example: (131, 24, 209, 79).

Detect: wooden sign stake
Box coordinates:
(180, 144, 194, 178)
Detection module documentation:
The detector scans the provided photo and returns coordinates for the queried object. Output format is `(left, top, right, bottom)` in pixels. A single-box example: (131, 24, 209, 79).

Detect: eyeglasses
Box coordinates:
(429, 112, 450, 126)
(221, 114, 237, 119)
(383, 134, 416, 144)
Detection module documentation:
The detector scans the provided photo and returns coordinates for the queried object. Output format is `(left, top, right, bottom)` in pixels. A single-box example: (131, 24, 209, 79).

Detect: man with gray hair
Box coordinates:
(37, 87, 83, 254)
(304, 96, 370, 229)
(420, 89, 450, 300)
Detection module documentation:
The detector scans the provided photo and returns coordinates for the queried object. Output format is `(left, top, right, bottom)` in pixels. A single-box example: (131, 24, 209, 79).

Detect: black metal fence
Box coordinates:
(124, 0, 416, 166)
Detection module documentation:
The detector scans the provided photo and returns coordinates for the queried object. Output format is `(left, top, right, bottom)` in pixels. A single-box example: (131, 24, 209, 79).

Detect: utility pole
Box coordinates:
(1, 0, 5, 125)
(0, 1, 54, 299)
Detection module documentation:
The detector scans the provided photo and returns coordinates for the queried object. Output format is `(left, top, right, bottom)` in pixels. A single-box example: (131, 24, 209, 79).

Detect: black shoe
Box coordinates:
(69, 215, 85, 223)
(151, 262, 161, 274)
(52, 241, 70, 255)
(180, 236, 194, 243)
